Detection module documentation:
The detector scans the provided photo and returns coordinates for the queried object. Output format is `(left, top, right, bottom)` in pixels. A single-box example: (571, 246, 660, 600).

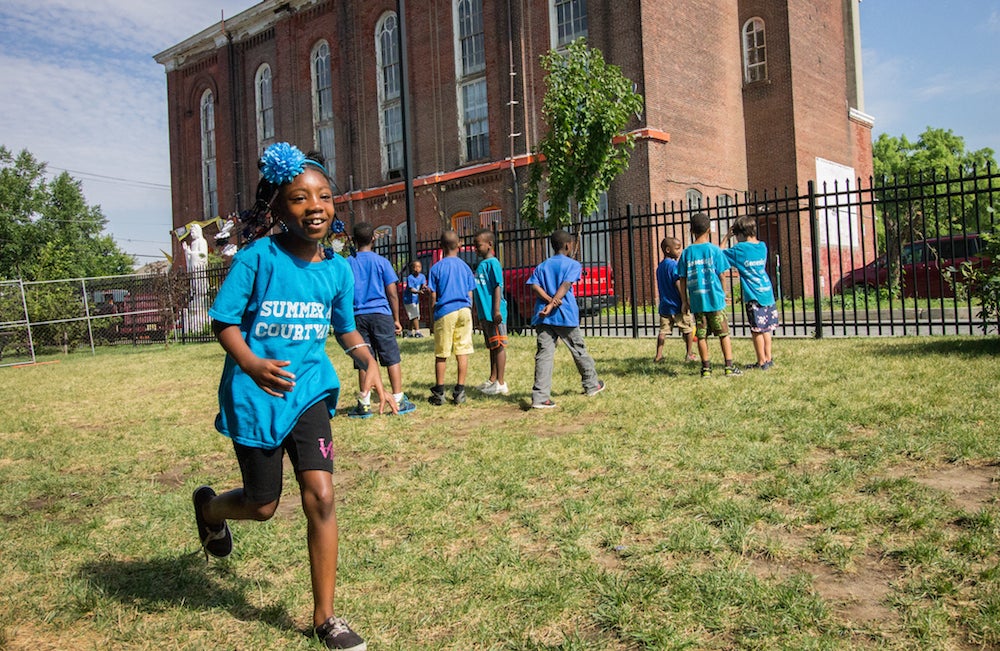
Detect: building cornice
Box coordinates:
(153, 0, 325, 71)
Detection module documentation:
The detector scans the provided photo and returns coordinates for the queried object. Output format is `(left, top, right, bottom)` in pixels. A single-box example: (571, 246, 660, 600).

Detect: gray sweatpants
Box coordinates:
(532, 324, 600, 405)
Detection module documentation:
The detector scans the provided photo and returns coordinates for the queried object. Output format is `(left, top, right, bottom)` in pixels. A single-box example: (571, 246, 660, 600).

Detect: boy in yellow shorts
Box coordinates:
(427, 230, 476, 404)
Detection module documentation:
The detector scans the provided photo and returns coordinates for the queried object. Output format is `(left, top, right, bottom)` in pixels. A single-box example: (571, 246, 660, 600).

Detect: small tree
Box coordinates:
(520, 39, 644, 233)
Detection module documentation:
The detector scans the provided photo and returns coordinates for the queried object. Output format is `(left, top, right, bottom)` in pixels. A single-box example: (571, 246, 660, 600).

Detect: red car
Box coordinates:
(399, 247, 616, 331)
(835, 233, 984, 298)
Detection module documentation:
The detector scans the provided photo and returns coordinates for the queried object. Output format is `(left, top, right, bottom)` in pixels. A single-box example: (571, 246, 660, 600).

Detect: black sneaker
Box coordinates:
(452, 386, 467, 404)
(315, 616, 366, 651)
(429, 387, 446, 406)
(701, 366, 712, 378)
(193, 486, 232, 560)
(347, 400, 373, 419)
(724, 365, 743, 376)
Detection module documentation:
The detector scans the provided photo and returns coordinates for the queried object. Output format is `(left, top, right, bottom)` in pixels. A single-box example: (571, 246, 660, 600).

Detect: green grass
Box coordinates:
(1, 335, 999, 650)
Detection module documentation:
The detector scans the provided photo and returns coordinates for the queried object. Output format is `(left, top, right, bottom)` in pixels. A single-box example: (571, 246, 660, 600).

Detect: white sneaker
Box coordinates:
(483, 381, 509, 395)
(476, 380, 496, 392)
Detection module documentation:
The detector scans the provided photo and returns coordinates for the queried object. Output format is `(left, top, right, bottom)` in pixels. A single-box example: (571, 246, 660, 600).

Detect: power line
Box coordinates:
(45, 167, 171, 191)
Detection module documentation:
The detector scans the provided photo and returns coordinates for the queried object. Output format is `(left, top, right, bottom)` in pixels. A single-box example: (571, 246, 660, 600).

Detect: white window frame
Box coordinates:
(742, 18, 767, 83)
(550, 0, 588, 49)
(311, 41, 336, 178)
(376, 13, 403, 177)
(255, 63, 275, 154)
(685, 188, 703, 216)
(200, 89, 218, 219)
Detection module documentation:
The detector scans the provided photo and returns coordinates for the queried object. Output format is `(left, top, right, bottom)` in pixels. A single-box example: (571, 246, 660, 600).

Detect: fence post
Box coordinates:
(625, 204, 639, 338)
(808, 181, 824, 339)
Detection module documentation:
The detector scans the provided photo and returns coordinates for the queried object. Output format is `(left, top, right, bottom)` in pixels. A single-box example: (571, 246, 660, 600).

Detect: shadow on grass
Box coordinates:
(867, 337, 1000, 358)
(77, 554, 299, 634)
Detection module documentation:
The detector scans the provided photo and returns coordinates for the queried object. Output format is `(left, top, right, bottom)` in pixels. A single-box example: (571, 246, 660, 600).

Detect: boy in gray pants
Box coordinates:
(526, 229, 605, 408)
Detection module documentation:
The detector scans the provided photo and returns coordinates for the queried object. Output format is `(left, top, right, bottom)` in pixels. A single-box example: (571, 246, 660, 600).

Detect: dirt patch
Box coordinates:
(909, 464, 999, 513)
(749, 549, 900, 625)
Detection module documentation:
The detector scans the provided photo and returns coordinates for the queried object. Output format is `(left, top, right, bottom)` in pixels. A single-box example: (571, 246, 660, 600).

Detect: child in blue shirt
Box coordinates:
(195, 142, 393, 651)
(347, 221, 416, 417)
(428, 230, 476, 405)
(472, 228, 509, 395)
(403, 259, 427, 337)
(677, 212, 741, 377)
(527, 229, 605, 408)
(654, 236, 696, 363)
(724, 215, 778, 369)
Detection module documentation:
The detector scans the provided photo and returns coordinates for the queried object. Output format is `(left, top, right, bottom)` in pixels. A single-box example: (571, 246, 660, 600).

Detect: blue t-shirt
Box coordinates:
(348, 250, 398, 316)
(724, 240, 775, 306)
(656, 257, 683, 317)
(527, 253, 581, 327)
(676, 241, 729, 313)
(428, 255, 475, 321)
(473, 256, 508, 323)
(404, 272, 426, 305)
(208, 236, 356, 449)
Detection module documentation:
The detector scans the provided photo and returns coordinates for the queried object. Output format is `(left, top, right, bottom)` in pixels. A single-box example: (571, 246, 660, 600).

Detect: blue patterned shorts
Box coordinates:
(747, 301, 779, 333)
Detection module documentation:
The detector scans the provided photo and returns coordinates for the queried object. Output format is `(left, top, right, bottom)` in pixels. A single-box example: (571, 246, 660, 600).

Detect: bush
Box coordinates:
(954, 232, 1000, 331)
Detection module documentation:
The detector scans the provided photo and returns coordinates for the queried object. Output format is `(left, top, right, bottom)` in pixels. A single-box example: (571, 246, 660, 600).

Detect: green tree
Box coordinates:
(872, 128, 999, 292)
(0, 146, 134, 281)
(0, 146, 47, 279)
(520, 39, 644, 232)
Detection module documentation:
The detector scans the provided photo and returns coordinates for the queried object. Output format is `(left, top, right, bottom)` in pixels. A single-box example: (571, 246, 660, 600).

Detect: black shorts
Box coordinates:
(232, 401, 334, 504)
(352, 312, 402, 369)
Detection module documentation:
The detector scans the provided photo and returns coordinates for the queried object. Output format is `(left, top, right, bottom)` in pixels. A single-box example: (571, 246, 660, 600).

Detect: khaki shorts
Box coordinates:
(434, 307, 474, 358)
(659, 312, 694, 337)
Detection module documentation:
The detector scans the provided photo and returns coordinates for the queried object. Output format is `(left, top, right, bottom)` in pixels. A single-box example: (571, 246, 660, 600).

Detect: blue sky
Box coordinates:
(1, 0, 999, 266)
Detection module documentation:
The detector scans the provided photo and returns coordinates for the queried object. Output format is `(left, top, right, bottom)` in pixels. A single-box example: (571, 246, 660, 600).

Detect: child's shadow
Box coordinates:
(78, 554, 299, 633)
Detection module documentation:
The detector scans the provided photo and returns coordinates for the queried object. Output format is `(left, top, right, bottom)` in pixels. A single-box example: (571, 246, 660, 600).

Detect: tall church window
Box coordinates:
(377, 13, 404, 177)
(743, 18, 767, 83)
(311, 41, 336, 177)
(200, 89, 217, 219)
(255, 64, 275, 153)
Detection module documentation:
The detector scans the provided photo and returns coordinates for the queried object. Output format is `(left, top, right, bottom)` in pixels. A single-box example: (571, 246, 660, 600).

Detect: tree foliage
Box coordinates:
(0, 146, 134, 280)
(872, 128, 1000, 293)
(520, 39, 644, 232)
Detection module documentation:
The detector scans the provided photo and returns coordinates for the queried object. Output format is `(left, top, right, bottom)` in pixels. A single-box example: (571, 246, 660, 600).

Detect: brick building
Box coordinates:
(155, 0, 873, 291)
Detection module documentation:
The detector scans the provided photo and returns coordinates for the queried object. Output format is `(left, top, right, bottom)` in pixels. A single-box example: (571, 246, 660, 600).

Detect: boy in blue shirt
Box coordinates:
(428, 230, 476, 405)
(677, 212, 742, 377)
(724, 215, 778, 369)
(347, 222, 416, 417)
(654, 236, 697, 363)
(527, 229, 605, 408)
(403, 259, 427, 337)
(472, 228, 509, 395)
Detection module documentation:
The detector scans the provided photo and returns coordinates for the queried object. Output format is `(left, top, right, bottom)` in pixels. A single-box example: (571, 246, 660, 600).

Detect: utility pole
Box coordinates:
(396, 0, 417, 263)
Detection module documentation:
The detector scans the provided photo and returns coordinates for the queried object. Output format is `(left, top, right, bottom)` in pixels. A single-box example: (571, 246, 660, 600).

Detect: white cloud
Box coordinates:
(0, 0, 252, 263)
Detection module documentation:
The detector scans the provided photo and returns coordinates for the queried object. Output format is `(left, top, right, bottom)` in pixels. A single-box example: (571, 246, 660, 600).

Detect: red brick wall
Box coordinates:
(160, 0, 872, 288)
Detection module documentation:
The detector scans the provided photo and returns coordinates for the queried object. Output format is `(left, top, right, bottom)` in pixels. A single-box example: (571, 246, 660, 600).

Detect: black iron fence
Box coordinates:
(2, 166, 997, 363)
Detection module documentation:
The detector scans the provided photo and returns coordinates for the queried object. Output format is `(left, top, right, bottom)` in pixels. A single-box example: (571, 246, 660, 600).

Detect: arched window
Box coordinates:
(451, 211, 474, 236)
(743, 18, 767, 83)
(311, 41, 336, 177)
(200, 89, 218, 219)
(551, 0, 588, 48)
(716, 193, 736, 236)
(376, 14, 403, 177)
(455, 0, 488, 162)
(255, 64, 274, 153)
(685, 189, 703, 219)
